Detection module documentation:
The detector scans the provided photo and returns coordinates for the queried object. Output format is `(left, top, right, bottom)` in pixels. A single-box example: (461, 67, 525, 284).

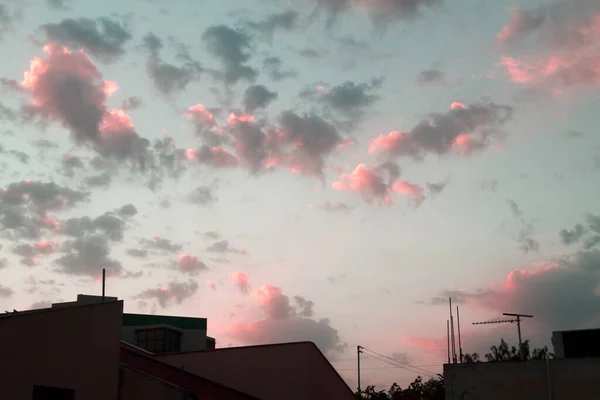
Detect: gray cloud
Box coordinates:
(242, 85, 278, 112)
(147, 57, 202, 96)
(140, 236, 182, 253)
(559, 214, 600, 249)
(0, 4, 20, 39)
(63, 212, 126, 241)
(207, 240, 247, 255)
(294, 296, 315, 317)
(140, 33, 202, 96)
(135, 279, 199, 308)
(506, 198, 539, 253)
(55, 235, 122, 277)
(0, 180, 88, 215)
(188, 185, 216, 205)
(426, 180, 448, 197)
(306, 79, 382, 118)
(277, 111, 343, 176)
(47, 0, 69, 9)
(415, 69, 446, 85)
(246, 10, 299, 39)
(41, 17, 131, 62)
(0, 284, 14, 298)
(262, 56, 297, 81)
(373, 102, 513, 160)
(121, 96, 142, 111)
(176, 254, 208, 275)
(202, 25, 257, 84)
(116, 204, 137, 218)
(429, 248, 600, 332)
(84, 172, 112, 187)
(316, 201, 354, 214)
(313, 0, 442, 28)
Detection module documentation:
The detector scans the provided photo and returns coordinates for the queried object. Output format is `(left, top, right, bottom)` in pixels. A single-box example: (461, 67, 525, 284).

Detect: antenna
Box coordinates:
(446, 319, 450, 364)
(473, 312, 533, 361)
(357, 345, 362, 393)
(101, 268, 106, 302)
(449, 298, 457, 363)
(457, 306, 463, 363)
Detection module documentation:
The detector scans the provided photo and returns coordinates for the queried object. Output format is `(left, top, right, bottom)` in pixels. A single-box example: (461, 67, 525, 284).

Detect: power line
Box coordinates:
(361, 353, 436, 378)
(360, 346, 439, 377)
(337, 365, 441, 372)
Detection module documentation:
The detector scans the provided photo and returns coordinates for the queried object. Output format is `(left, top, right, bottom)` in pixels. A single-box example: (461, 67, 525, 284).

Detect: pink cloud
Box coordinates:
(368, 131, 409, 155)
(187, 104, 215, 126)
(333, 163, 420, 205)
(19, 44, 143, 159)
(205, 278, 216, 290)
(34, 241, 57, 254)
(229, 271, 251, 294)
(177, 254, 208, 275)
(496, 7, 547, 44)
(391, 181, 425, 205)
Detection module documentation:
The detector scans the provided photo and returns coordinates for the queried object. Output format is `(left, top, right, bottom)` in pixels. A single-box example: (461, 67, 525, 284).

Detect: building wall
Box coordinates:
(118, 365, 191, 400)
(156, 342, 354, 400)
(0, 300, 124, 400)
(121, 325, 208, 352)
(120, 344, 256, 400)
(444, 358, 600, 400)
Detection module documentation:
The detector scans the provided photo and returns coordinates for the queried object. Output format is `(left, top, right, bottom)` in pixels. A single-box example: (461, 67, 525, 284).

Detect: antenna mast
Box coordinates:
(357, 345, 363, 393)
(101, 268, 106, 302)
(449, 298, 457, 363)
(457, 306, 463, 364)
(473, 312, 533, 361)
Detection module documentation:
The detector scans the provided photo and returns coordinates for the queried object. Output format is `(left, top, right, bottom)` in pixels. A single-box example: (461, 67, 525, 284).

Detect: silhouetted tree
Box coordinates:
(462, 338, 553, 363)
(355, 376, 444, 400)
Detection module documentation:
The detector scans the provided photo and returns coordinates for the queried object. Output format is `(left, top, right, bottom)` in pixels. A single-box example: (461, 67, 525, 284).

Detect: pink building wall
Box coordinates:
(156, 342, 355, 400)
(0, 300, 123, 400)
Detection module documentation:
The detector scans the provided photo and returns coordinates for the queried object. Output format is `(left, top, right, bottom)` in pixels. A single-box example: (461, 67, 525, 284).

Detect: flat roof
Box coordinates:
(123, 313, 207, 330)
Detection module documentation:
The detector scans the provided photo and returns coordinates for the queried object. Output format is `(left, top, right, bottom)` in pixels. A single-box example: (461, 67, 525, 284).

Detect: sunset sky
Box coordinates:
(1, 0, 600, 390)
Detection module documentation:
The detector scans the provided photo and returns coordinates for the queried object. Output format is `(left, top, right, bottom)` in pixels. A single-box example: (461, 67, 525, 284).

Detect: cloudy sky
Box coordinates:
(1, 0, 599, 390)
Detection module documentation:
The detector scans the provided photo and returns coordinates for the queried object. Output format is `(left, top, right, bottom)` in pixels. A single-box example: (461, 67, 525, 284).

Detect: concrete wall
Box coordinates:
(156, 342, 354, 400)
(121, 325, 208, 352)
(444, 358, 600, 400)
(118, 365, 190, 400)
(0, 300, 123, 400)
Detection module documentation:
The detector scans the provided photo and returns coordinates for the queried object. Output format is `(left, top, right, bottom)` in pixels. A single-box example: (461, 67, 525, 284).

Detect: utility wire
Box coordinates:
(361, 353, 436, 378)
(361, 347, 439, 377)
(337, 366, 438, 372)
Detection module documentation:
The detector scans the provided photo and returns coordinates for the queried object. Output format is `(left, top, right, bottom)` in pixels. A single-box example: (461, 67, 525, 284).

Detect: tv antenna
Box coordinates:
(473, 312, 533, 361)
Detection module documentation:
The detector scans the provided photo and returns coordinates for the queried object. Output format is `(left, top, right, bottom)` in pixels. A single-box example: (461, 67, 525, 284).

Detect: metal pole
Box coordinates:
(457, 306, 463, 363)
(449, 298, 456, 363)
(447, 320, 451, 364)
(357, 345, 362, 393)
(101, 268, 106, 302)
(517, 316, 524, 361)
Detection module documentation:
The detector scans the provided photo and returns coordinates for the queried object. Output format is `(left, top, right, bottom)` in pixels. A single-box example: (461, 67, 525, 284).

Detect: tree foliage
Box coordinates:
(355, 376, 444, 400)
(464, 338, 553, 363)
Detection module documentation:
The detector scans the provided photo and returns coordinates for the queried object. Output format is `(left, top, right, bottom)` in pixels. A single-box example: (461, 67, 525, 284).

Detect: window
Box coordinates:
(136, 327, 181, 353)
(32, 385, 74, 400)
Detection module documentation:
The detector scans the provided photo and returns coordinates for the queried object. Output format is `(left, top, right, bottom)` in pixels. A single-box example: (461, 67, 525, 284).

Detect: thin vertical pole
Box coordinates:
(517, 316, 524, 361)
(457, 306, 463, 363)
(447, 320, 451, 364)
(102, 268, 106, 302)
(449, 298, 456, 363)
(357, 345, 362, 393)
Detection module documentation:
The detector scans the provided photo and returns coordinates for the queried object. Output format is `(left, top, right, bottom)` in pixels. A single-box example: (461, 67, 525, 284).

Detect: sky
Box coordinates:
(0, 0, 599, 391)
